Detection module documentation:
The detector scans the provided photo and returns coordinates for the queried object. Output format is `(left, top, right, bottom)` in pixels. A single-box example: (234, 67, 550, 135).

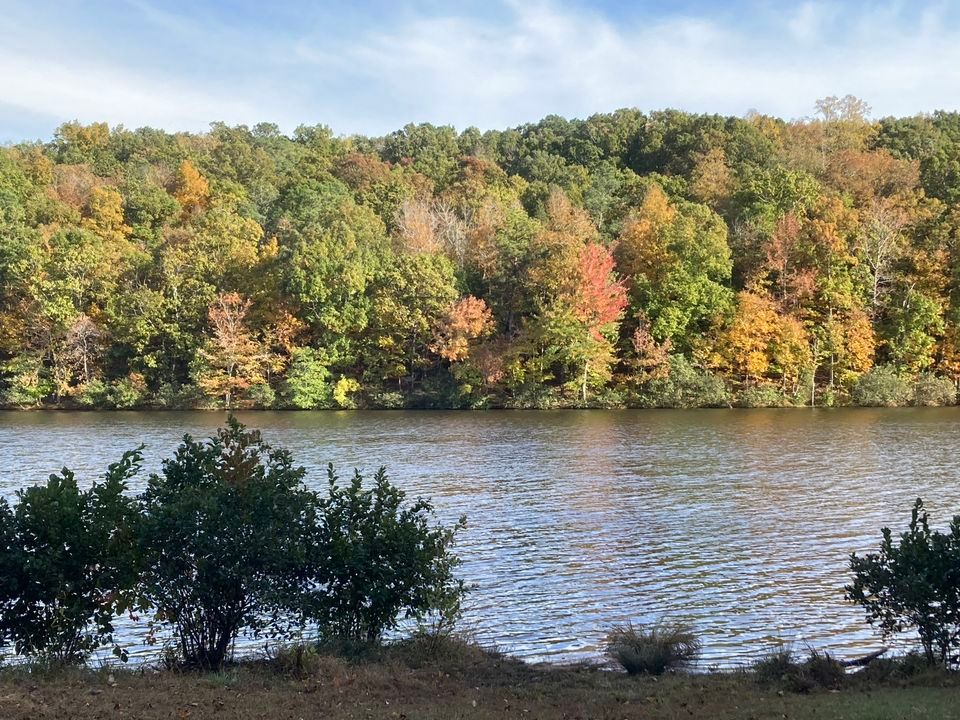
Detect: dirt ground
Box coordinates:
(1, 644, 957, 720)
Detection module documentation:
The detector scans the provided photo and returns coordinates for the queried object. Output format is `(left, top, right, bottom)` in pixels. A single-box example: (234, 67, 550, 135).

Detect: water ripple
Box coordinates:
(1, 408, 958, 666)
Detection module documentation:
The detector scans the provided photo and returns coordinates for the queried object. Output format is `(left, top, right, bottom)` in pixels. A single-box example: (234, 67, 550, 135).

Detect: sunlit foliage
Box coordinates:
(1, 99, 960, 408)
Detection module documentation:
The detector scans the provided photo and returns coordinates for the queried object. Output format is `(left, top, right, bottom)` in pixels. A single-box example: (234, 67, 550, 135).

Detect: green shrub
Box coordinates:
(0, 451, 142, 663)
(408, 374, 468, 409)
(309, 464, 467, 643)
(505, 384, 564, 409)
(852, 365, 911, 407)
(74, 379, 110, 408)
(0, 418, 470, 668)
(639, 356, 729, 408)
(912, 374, 956, 406)
(109, 376, 146, 409)
(604, 621, 701, 675)
(75, 377, 146, 409)
(847, 499, 960, 667)
(738, 384, 784, 408)
(368, 391, 406, 409)
(137, 419, 318, 669)
(153, 382, 203, 409)
(282, 347, 332, 408)
(246, 382, 276, 408)
(0, 355, 53, 408)
(267, 641, 323, 677)
(590, 387, 625, 409)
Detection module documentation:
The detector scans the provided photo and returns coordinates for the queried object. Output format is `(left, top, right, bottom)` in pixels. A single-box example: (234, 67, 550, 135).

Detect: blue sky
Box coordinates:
(2, 0, 959, 142)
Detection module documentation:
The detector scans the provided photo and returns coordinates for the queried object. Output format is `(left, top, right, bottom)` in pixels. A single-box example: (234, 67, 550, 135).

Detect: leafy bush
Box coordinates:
(912, 374, 956, 406)
(367, 391, 407, 409)
(738, 383, 784, 408)
(852, 366, 911, 407)
(0, 355, 53, 408)
(506, 384, 565, 410)
(639, 355, 729, 408)
(309, 464, 467, 642)
(246, 382, 276, 408)
(109, 375, 147, 409)
(74, 379, 111, 408)
(0, 418, 470, 667)
(75, 377, 146, 409)
(0, 451, 141, 663)
(604, 621, 700, 675)
(282, 347, 332, 409)
(847, 499, 960, 666)
(153, 382, 203, 409)
(137, 419, 318, 669)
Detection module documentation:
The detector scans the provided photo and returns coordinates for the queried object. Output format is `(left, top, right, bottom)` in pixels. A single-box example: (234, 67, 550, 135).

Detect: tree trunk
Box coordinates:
(81, 336, 89, 382)
(225, 362, 234, 408)
(212, 630, 232, 669)
(828, 306, 834, 394)
(581, 361, 589, 404)
(810, 338, 818, 407)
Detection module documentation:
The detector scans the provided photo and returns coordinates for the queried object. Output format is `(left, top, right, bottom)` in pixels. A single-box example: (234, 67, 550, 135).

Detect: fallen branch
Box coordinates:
(839, 647, 889, 667)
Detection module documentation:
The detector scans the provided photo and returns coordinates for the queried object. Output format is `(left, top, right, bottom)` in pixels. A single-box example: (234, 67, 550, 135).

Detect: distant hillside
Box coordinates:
(2, 96, 959, 409)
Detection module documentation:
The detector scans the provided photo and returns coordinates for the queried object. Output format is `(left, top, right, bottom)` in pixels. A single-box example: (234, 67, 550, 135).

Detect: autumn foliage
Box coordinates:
(573, 243, 628, 341)
(2, 98, 960, 408)
(194, 293, 268, 408)
(431, 296, 495, 362)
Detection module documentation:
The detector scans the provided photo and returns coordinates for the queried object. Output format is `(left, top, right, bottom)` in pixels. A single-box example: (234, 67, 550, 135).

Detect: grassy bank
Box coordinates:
(1, 639, 957, 720)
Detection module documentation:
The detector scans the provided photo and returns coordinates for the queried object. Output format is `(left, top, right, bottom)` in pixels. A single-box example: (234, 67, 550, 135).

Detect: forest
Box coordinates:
(2, 95, 960, 409)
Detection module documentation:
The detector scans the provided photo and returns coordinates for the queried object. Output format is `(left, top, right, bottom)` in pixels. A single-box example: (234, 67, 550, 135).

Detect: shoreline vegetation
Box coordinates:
(7, 98, 960, 411)
(1, 637, 959, 720)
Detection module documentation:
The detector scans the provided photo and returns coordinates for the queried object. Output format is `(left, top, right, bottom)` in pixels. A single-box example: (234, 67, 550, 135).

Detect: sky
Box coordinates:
(2, 0, 960, 142)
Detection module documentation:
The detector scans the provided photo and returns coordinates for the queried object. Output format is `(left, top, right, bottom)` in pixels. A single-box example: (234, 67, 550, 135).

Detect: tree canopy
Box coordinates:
(2, 98, 960, 408)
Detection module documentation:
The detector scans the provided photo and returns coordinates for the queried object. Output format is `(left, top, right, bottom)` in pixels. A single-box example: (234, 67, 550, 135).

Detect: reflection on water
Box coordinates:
(1, 408, 958, 665)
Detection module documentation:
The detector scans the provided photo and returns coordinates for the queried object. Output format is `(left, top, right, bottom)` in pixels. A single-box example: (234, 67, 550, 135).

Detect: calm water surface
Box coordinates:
(1, 408, 958, 666)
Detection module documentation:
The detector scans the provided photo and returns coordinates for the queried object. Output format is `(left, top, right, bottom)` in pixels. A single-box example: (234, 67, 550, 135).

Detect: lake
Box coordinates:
(1, 408, 958, 666)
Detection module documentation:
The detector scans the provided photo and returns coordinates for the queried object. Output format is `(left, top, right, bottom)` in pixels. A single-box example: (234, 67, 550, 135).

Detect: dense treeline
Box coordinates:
(4, 95, 960, 409)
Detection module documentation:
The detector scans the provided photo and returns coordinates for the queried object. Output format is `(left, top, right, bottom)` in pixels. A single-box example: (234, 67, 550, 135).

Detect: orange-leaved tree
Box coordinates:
(194, 293, 268, 408)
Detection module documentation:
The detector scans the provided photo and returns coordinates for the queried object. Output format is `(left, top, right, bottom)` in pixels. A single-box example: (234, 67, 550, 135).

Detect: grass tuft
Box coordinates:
(802, 649, 845, 689)
(266, 642, 323, 678)
(752, 643, 796, 683)
(604, 621, 701, 675)
(753, 645, 846, 693)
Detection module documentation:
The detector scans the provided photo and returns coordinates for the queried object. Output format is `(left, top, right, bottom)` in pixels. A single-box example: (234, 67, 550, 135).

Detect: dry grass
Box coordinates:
(754, 645, 862, 693)
(0, 638, 958, 719)
(752, 642, 797, 683)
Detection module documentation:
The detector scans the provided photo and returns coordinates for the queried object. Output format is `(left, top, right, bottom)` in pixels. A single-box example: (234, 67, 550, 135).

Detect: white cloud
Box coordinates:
(787, 2, 839, 43)
(3, 0, 960, 139)
(0, 50, 259, 131)
(0, 2, 302, 137)
(294, 0, 960, 129)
